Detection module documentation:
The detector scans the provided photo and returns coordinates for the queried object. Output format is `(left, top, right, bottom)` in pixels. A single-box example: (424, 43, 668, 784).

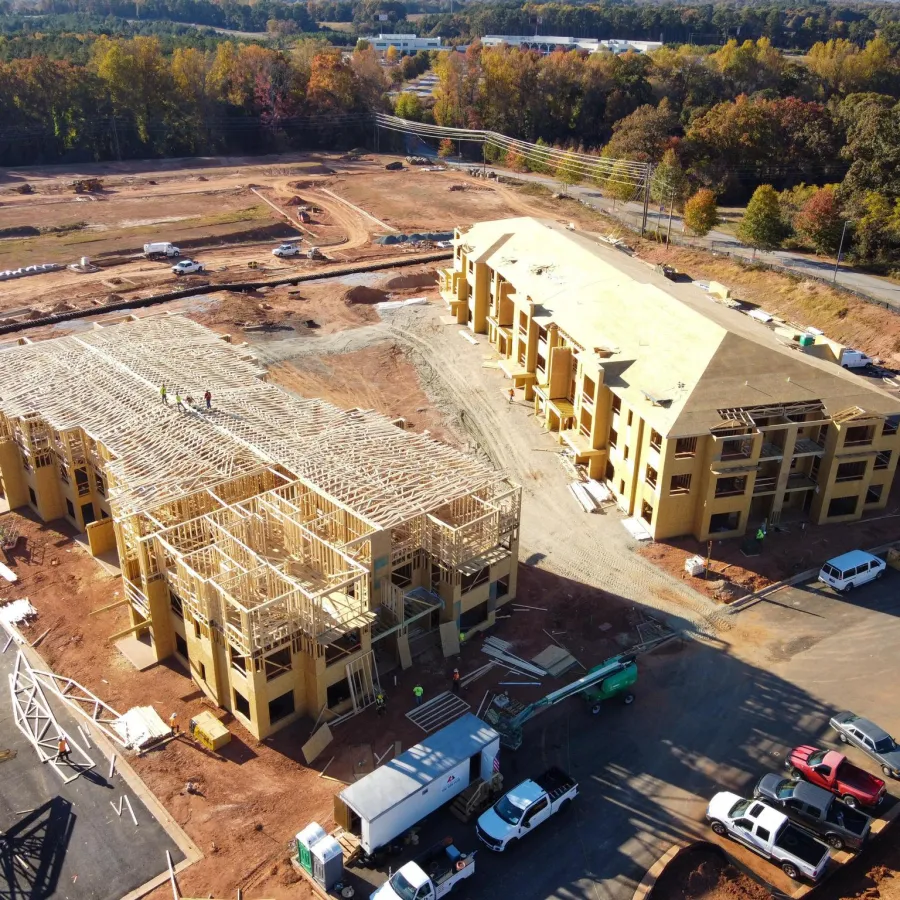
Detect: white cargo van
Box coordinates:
(819, 550, 886, 591)
(144, 242, 181, 258)
(840, 349, 873, 369)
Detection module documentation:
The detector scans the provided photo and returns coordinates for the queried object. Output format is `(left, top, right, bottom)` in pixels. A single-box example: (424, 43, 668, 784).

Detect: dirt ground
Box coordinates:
(325, 169, 534, 232)
(651, 844, 771, 900)
(0, 506, 650, 900)
(639, 473, 900, 603)
(0, 154, 590, 323)
(270, 342, 459, 446)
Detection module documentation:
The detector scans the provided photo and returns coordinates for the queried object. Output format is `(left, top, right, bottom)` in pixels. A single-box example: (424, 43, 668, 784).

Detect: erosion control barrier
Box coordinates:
(0, 251, 453, 337)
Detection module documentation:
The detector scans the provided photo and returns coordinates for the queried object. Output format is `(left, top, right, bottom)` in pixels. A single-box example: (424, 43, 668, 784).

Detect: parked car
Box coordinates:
(476, 767, 577, 851)
(787, 746, 886, 809)
(172, 259, 204, 276)
(818, 550, 885, 592)
(753, 773, 871, 851)
(830, 711, 900, 779)
(272, 242, 301, 258)
(706, 792, 830, 882)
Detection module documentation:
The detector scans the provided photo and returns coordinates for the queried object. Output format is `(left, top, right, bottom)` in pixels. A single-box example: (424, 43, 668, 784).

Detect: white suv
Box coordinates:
(272, 243, 301, 257)
(172, 259, 204, 275)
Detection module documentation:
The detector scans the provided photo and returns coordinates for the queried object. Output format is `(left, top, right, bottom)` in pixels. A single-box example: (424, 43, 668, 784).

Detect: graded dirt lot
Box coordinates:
(325, 168, 538, 232)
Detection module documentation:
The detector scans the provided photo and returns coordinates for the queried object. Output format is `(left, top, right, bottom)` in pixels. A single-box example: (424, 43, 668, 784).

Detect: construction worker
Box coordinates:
(56, 736, 71, 763)
(508, 387, 515, 404)
(160, 384, 168, 404)
(175, 392, 183, 412)
(413, 683, 424, 706)
(169, 712, 180, 734)
(375, 690, 386, 717)
(204, 390, 212, 410)
(451, 668, 461, 694)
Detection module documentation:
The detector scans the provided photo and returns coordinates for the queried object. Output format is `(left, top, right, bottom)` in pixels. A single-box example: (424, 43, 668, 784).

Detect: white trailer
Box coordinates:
(143, 242, 181, 258)
(334, 714, 500, 858)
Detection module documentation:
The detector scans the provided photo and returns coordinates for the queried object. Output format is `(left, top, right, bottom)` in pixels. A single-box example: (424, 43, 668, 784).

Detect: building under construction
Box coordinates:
(440, 217, 900, 541)
(0, 315, 521, 739)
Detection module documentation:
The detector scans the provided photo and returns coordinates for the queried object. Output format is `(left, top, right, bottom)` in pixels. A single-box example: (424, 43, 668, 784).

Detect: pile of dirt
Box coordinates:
(652, 844, 771, 900)
(285, 196, 306, 206)
(380, 272, 437, 291)
(344, 285, 389, 305)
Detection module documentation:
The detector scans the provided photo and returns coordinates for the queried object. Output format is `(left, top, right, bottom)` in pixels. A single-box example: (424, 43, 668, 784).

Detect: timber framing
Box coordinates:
(0, 314, 522, 739)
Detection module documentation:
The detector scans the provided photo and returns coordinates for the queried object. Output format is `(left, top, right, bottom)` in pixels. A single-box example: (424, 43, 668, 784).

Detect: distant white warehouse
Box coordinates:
(480, 36, 662, 54)
(362, 33, 442, 52)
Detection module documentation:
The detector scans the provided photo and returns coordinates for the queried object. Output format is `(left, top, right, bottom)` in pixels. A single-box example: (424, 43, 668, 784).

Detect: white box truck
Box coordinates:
(144, 242, 181, 258)
(334, 714, 500, 863)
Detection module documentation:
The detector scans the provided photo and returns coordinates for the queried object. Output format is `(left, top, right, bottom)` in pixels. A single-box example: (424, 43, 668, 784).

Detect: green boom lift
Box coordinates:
(485, 654, 638, 750)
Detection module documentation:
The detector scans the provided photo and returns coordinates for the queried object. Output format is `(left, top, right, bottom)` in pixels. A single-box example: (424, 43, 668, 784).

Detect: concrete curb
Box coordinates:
(726, 537, 900, 615)
(631, 841, 690, 900)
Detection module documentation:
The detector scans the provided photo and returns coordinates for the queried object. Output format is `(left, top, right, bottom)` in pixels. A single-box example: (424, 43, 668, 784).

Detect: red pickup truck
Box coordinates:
(788, 746, 885, 809)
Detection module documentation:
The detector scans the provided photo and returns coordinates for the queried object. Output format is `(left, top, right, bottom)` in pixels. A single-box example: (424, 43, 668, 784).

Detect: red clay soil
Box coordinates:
(819, 835, 900, 900)
(191, 282, 380, 335)
(640, 475, 900, 603)
(651, 844, 772, 900)
(343, 285, 389, 305)
(269, 341, 459, 447)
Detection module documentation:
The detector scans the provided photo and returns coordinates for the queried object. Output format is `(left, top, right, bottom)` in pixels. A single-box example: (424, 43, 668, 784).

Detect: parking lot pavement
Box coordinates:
(347, 569, 900, 900)
(0, 647, 185, 900)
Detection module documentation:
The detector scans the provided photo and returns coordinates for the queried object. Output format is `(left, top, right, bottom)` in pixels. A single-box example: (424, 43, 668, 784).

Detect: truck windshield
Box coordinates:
(388, 871, 420, 900)
(808, 751, 827, 767)
(729, 799, 751, 818)
(493, 795, 523, 825)
(774, 781, 796, 800)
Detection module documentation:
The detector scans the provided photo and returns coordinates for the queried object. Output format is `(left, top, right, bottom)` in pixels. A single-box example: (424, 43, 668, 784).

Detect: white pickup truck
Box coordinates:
(707, 792, 831, 882)
(476, 766, 577, 852)
(370, 841, 475, 900)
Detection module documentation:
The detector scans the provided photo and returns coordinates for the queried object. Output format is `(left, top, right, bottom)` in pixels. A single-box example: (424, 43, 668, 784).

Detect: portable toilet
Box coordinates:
(296, 822, 326, 874)
(311, 835, 343, 890)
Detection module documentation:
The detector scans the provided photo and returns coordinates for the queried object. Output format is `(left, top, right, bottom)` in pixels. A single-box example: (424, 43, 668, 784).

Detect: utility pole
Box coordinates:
(665, 187, 675, 247)
(640, 164, 652, 236)
(832, 220, 850, 283)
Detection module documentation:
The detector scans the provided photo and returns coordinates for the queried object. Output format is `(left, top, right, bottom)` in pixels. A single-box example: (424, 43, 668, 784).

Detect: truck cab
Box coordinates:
(370, 842, 475, 900)
(476, 767, 577, 851)
(707, 792, 830, 882)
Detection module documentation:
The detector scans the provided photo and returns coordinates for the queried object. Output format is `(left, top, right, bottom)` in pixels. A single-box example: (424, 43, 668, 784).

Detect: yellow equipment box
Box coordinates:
(190, 711, 231, 751)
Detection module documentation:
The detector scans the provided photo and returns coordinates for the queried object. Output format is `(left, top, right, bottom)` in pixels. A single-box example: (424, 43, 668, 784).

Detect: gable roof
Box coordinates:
(459, 218, 900, 436)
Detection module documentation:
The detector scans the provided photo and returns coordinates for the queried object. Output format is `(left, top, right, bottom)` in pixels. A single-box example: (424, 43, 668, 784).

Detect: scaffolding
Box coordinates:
(0, 315, 521, 662)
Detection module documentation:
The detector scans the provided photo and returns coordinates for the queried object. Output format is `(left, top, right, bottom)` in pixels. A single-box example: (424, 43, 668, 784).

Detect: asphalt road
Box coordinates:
(0, 645, 184, 900)
(353, 567, 900, 900)
(415, 135, 900, 313)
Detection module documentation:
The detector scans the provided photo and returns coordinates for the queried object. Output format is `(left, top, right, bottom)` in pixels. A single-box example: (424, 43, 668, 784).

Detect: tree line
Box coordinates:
(0, 37, 387, 163)
(394, 37, 900, 267)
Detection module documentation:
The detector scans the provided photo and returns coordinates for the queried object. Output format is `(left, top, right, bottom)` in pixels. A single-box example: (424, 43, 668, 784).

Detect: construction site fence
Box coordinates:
(0, 251, 453, 337)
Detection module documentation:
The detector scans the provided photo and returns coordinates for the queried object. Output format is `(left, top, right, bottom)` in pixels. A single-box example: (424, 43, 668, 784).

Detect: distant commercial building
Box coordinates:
(362, 33, 442, 52)
(439, 218, 900, 542)
(480, 35, 663, 55)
